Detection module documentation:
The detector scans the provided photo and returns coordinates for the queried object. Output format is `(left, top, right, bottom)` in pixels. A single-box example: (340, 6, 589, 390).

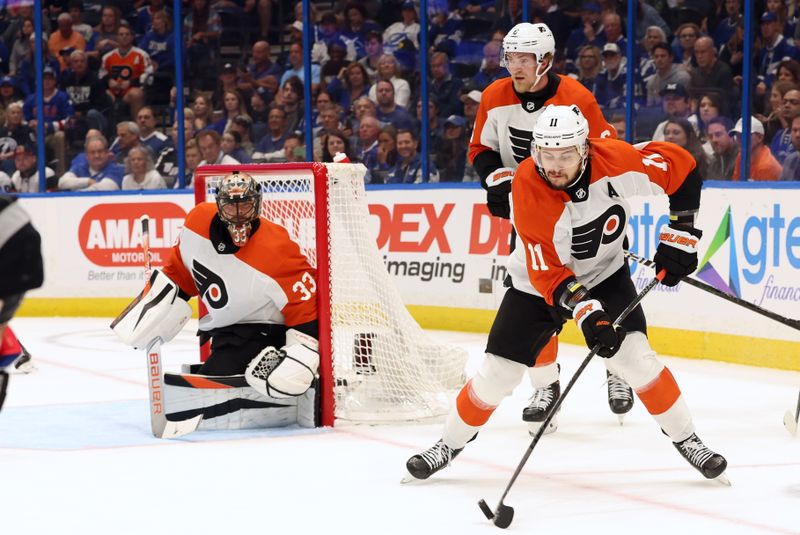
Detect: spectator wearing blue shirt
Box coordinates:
(137, 10, 174, 72)
(387, 129, 438, 184)
(770, 88, 800, 164)
(374, 79, 414, 131)
(565, 3, 602, 60)
(253, 107, 289, 161)
(238, 40, 283, 97)
(355, 115, 380, 177)
(473, 41, 509, 91)
(137, 106, 172, 156)
(280, 42, 321, 91)
(758, 11, 799, 90)
(713, 0, 742, 48)
(594, 43, 642, 109)
(430, 52, 464, 119)
(780, 115, 800, 180)
(58, 134, 125, 191)
(23, 66, 74, 176)
(340, 2, 382, 59)
(135, 0, 168, 37)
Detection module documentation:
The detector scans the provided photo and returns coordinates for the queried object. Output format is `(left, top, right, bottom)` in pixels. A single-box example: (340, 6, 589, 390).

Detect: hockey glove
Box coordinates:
(484, 167, 515, 219)
(573, 299, 626, 358)
(654, 224, 702, 287)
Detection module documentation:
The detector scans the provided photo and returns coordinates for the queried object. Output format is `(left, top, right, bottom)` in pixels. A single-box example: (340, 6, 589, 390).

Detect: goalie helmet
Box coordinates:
(216, 171, 261, 247)
(532, 105, 590, 185)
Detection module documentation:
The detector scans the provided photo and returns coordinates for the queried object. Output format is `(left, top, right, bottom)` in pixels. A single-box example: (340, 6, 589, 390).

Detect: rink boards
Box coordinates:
(14, 181, 800, 370)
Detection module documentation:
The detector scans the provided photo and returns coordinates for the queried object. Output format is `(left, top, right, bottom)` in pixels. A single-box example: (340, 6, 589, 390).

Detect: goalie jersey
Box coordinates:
(162, 203, 318, 332)
(508, 139, 699, 304)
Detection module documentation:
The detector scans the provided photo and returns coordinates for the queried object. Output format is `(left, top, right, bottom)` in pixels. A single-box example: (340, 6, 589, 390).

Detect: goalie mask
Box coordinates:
(501, 22, 555, 90)
(216, 171, 261, 247)
(531, 105, 590, 190)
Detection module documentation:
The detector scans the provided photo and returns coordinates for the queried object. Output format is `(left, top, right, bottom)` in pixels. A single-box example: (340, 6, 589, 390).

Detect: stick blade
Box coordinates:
(784, 410, 798, 437)
(493, 504, 514, 529)
(154, 415, 203, 439)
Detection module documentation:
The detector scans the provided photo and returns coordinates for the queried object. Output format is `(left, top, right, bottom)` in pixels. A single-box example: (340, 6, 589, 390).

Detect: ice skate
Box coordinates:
(606, 371, 633, 424)
(9, 345, 35, 374)
(674, 433, 730, 485)
(522, 377, 560, 436)
(403, 439, 464, 483)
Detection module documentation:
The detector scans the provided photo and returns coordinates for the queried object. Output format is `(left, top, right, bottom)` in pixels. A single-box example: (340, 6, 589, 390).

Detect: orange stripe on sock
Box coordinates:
(635, 367, 681, 415)
(456, 380, 496, 427)
(534, 336, 558, 367)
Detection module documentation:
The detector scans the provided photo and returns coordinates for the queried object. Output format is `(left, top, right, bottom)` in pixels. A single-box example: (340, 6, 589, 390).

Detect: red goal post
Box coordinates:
(193, 162, 467, 426)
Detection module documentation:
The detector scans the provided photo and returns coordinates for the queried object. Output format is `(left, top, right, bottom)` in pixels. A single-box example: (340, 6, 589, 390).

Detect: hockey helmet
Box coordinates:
(216, 170, 261, 247)
(532, 105, 590, 184)
(501, 23, 555, 68)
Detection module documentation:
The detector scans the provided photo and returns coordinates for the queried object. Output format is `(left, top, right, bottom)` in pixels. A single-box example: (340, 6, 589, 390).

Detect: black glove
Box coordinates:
(574, 299, 626, 358)
(484, 167, 514, 219)
(654, 224, 702, 287)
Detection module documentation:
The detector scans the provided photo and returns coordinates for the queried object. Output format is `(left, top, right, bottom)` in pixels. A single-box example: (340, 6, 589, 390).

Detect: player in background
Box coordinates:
(468, 22, 630, 434)
(0, 196, 44, 411)
(113, 171, 320, 427)
(406, 105, 727, 484)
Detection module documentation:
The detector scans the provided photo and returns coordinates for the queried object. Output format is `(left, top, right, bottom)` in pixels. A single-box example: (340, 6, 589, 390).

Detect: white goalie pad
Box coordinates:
(111, 269, 192, 349)
(164, 370, 319, 429)
(245, 328, 320, 399)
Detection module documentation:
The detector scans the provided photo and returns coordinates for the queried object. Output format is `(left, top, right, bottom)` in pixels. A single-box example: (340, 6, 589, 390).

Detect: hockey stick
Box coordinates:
(784, 392, 800, 437)
(478, 269, 666, 529)
(624, 250, 800, 331)
(139, 216, 202, 438)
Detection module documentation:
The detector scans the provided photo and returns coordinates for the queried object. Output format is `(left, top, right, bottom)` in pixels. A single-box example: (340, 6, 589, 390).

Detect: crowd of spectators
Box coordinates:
(0, 0, 797, 194)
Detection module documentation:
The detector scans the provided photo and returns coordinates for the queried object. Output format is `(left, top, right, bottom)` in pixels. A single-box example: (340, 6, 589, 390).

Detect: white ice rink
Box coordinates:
(1, 317, 798, 535)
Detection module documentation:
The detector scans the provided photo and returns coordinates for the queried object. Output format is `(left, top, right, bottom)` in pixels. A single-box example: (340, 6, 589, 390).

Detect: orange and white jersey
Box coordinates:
(508, 139, 698, 304)
(100, 46, 153, 87)
(468, 75, 615, 171)
(162, 203, 317, 331)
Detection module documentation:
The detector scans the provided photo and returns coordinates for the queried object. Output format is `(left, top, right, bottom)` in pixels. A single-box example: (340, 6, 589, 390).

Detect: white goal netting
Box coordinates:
(195, 163, 467, 423)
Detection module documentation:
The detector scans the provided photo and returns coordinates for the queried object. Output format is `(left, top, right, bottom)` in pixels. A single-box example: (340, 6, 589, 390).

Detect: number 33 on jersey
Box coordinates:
(163, 203, 318, 331)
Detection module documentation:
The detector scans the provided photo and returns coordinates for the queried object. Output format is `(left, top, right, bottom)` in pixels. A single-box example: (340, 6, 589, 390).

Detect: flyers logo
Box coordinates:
(508, 125, 533, 163)
(572, 204, 626, 259)
(192, 260, 228, 309)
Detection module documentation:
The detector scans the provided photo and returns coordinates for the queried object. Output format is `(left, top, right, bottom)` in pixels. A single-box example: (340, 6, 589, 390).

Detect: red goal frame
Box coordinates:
(193, 163, 335, 426)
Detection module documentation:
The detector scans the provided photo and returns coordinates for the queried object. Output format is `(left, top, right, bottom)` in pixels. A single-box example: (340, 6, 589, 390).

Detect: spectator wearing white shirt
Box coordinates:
(368, 54, 410, 109)
(122, 145, 166, 190)
(8, 143, 55, 192)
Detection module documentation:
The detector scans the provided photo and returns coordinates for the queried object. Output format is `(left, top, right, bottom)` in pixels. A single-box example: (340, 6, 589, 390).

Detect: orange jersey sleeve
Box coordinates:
(235, 223, 318, 328)
(511, 157, 576, 305)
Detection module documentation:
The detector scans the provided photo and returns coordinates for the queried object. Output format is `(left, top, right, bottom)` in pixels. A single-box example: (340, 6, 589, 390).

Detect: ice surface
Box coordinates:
(1, 318, 798, 534)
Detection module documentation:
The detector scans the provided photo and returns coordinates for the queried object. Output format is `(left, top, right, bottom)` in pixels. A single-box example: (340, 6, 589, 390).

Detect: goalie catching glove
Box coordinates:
(245, 328, 319, 398)
(111, 269, 192, 349)
(484, 167, 515, 219)
(556, 279, 625, 358)
(654, 224, 702, 287)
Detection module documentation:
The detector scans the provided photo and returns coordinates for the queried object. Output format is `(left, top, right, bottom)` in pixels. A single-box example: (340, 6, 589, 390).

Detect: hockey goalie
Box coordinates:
(112, 171, 321, 432)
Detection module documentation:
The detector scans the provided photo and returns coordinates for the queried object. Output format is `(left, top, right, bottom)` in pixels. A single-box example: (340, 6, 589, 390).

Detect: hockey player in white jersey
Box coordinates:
(468, 22, 630, 434)
(406, 105, 728, 484)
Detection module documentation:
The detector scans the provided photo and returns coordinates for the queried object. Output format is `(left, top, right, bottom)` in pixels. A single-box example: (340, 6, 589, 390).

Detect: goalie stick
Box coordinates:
(624, 250, 800, 437)
(137, 216, 201, 438)
(478, 270, 665, 529)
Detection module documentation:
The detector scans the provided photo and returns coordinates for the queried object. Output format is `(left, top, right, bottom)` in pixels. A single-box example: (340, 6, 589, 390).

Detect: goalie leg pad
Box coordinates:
(111, 269, 192, 349)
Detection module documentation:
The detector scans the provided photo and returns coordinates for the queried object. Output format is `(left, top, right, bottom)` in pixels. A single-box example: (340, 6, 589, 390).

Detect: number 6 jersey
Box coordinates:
(508, 138, 700, 305)
(162, 203, 318, 332)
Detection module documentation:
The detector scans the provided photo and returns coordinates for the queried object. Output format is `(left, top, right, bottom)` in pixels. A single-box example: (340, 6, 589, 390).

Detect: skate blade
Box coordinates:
(9, 360, 36, 374)
(400, 471, 423, 484)
(713, 472, 731, 486)
(784, 410, 798, 437)
(528, 417, 558, 437)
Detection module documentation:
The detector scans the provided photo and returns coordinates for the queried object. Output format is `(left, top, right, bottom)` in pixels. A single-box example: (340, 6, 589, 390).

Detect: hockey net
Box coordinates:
(193, 163, 467, 425)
